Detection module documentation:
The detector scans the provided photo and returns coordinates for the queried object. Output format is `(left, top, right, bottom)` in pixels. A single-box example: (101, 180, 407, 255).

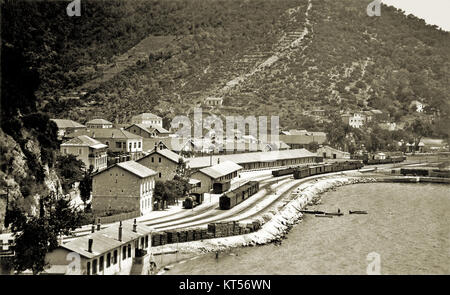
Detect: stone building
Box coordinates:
(50, 119, 86, 140)
(137, 147, 184, 181)
(131, 113, 163, 129)
(92, 161, 156, 216)
(44, 220, 153, 275)
(86, 119, 113, 129)
(190, 161, 243, 194)
(60, 135, 108, 172)
(125, 124, 170, 138)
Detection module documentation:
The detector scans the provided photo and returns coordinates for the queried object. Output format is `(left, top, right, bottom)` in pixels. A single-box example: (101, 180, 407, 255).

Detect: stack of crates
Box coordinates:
(252, 220, 261, 231)
(160, 232, 168, 245)
(207, 223, 216, 236)
(166, 231, 179, 244)
(233, 221, 240, 236)
(194, 229, 202, 241)
(227, 222, 234, 236)
(152, 233, 161, 246)
(187, 230, 194, 242)
(214, 222, 227, 237)
(178, 230, 187, 243)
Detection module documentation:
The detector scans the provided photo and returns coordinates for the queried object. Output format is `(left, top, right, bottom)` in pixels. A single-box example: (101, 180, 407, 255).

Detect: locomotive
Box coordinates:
(182, 193, 204, 209)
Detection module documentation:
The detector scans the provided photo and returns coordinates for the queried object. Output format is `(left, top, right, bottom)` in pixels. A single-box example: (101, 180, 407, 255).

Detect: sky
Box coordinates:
(382, 0, 450, 31)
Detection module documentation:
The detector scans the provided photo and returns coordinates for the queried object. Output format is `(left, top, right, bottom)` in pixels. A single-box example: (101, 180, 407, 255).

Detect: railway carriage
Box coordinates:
(219, 181, 259, 210)
(293, 167, 310, 179)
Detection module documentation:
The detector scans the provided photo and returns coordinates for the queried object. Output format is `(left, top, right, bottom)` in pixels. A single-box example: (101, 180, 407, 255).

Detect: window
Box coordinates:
(151, 157, 154, 163)
(87, 262, 91, 275)
(107, 253, 111, 267)
(138, 142, 141, 149)
(116, 142, 122, 149)
(92, 259, 98, 274)
(99, 256, 104, 272)
(127, 244, 131, 258)
(113, 250, 118, 264)
(63, 148, 67, 154)
(141, 237, 145, 248)
(134, 142, 136, 148)
(129, 143, 132, 150)
(122, 246, 126, 260)
(79, 149, 82, 155)
(158, 157, 161, 163)
(145, 235, 149, 248)
(158, 172, 161, 178)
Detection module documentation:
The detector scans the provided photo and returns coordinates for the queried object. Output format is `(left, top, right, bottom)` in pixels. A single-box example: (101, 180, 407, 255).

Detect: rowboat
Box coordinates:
(324, 212, 344, 216)
(315, 214, 333, 218)
(300, 210, 325, 214)
(349, 210, 368, 214)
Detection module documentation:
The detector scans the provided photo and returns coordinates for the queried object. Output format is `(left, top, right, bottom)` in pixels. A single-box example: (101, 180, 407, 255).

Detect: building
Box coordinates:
(125, 124, 170, 138)
(50, 119, 86, 140)
(131, 113, 163, 129)
(187, 149, 318, 171)
(66, 128, 144, 161)
(341, 113, 365, 128)
(0, 233, 14, 274)
(317, 146, 350, 159)
(410, 100, 424, 113)
(204, 96, 223, 106)
(137, 147, 184, 181)
(279, 131, 327, 149)
(190, 161, 243, 194)
(44, 220, 153, 275)
(92, 161, 156, 216)
(86, 119, 113, 129)
(60, 135, 108, 172)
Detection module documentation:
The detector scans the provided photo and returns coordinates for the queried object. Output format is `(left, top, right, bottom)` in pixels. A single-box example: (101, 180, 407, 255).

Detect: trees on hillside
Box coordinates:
(7, 193, 85, 274)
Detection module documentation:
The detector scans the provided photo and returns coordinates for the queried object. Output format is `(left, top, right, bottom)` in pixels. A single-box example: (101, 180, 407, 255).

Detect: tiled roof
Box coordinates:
(116, 161, 157, 178)
(86, 119, 113, 125)
(66, 128, 142, 140)
(187, 149, 317, 169)
(132, 113, 161, 120)
(198, 160, 243, 179)
(61, 135, 107, 149)
(50, 119, 85, 129)
(60, 220, 152, 259)
(139, 148, 183, 164)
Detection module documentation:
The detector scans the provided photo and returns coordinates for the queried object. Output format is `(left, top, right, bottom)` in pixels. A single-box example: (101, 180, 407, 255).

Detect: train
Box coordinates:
(365, 156, 406, 165)
(182, 193, 204, 209)
(219, 181, 260, 210)
(293, 161, 364, 179)
(272, 166, 298, 177)
(400, 167, 450, 178)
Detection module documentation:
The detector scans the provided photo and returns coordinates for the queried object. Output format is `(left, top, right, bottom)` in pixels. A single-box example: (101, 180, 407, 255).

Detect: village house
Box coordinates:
(190, 161, 243, 194)
(91, 161, 156, 216)
(60, 135, 108, 172)
(137, 147, 184, 181)
(341, 113, 365, 128)
(125, 123, 170, 139)
(317, 145, 350, 159)
(44, 220, 153, 275)
(86, 119, 114, 129)
(66, 128, 144, 161)
(50, 119, 86, 140)
(279, 131, 327, 149)
(131, 113, 163, 129)
(204, 96, 223, 106)
(410, 100, 425, 113)
(0, 232, 14, 274)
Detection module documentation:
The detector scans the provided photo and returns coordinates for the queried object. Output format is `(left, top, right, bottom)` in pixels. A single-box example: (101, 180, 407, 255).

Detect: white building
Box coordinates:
(131, 113, 163, 129)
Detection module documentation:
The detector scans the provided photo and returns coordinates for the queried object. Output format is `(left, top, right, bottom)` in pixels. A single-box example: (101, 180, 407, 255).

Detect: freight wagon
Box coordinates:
(272, 166, 297, 177)
(219, 181, 260, 210)
(293, 161, 363, 179)
(212, 180, 231, 194)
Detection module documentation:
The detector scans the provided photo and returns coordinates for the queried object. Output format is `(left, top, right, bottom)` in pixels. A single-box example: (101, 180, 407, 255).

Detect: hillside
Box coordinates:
(2, 0, 449, 134)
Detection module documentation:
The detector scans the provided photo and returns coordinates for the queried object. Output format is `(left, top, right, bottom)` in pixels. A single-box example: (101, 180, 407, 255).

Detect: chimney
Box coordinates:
(91, 224, 95, 233)
(118, 221, 123, 241)
(97, 218, 101, 231)
(88, 238, 93, 253)
(133, 219, 137, 233)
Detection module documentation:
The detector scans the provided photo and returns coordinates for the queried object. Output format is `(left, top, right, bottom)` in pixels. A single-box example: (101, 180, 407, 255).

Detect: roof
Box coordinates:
(280, 133, 326, 145)
(116, 161, 157, 178)
(50, 119, 85, 129)
(139, 148, 183, 164)
(126, 123, 154, 134)
(197, 161, 243, 179)
(61, 135, 108, 149)
(132, 113, 161, 120)
(59, 220, 152, 259)
(205, 96, 223, 101)
(66, 128, 142, 140)
(187, 149, 317, 169)
(188, 178, 201, 185)
(86, 119, 113, 125)
(152, 125, 170, 134)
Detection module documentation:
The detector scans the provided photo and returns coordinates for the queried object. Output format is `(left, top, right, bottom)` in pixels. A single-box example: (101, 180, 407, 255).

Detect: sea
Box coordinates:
(164, 182, 450, 275)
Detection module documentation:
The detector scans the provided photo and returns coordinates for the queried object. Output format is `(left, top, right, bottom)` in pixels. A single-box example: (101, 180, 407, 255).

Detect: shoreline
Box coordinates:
(153, 174, 449, 274)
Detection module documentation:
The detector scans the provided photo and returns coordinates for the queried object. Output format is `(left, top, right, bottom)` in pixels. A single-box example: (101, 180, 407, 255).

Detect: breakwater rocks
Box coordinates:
(155, 176, 378, 255)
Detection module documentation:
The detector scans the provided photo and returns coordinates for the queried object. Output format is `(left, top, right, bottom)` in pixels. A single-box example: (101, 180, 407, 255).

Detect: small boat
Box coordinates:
(315, 214, 333, 218)
(325, 212, 344, 216)
(300, 210, 325, 214)
(349, 210, 368, 214)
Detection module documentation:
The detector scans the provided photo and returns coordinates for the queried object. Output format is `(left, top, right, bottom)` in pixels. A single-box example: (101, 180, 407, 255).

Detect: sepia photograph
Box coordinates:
(0, 0, 449, 281)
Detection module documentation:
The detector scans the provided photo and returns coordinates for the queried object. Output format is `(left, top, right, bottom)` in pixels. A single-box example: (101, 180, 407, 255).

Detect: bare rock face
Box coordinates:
(0, 129, 63, 228)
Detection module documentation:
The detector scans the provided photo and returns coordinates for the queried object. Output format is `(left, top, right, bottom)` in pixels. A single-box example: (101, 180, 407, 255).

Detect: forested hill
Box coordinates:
(2, 0, 449, 139)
